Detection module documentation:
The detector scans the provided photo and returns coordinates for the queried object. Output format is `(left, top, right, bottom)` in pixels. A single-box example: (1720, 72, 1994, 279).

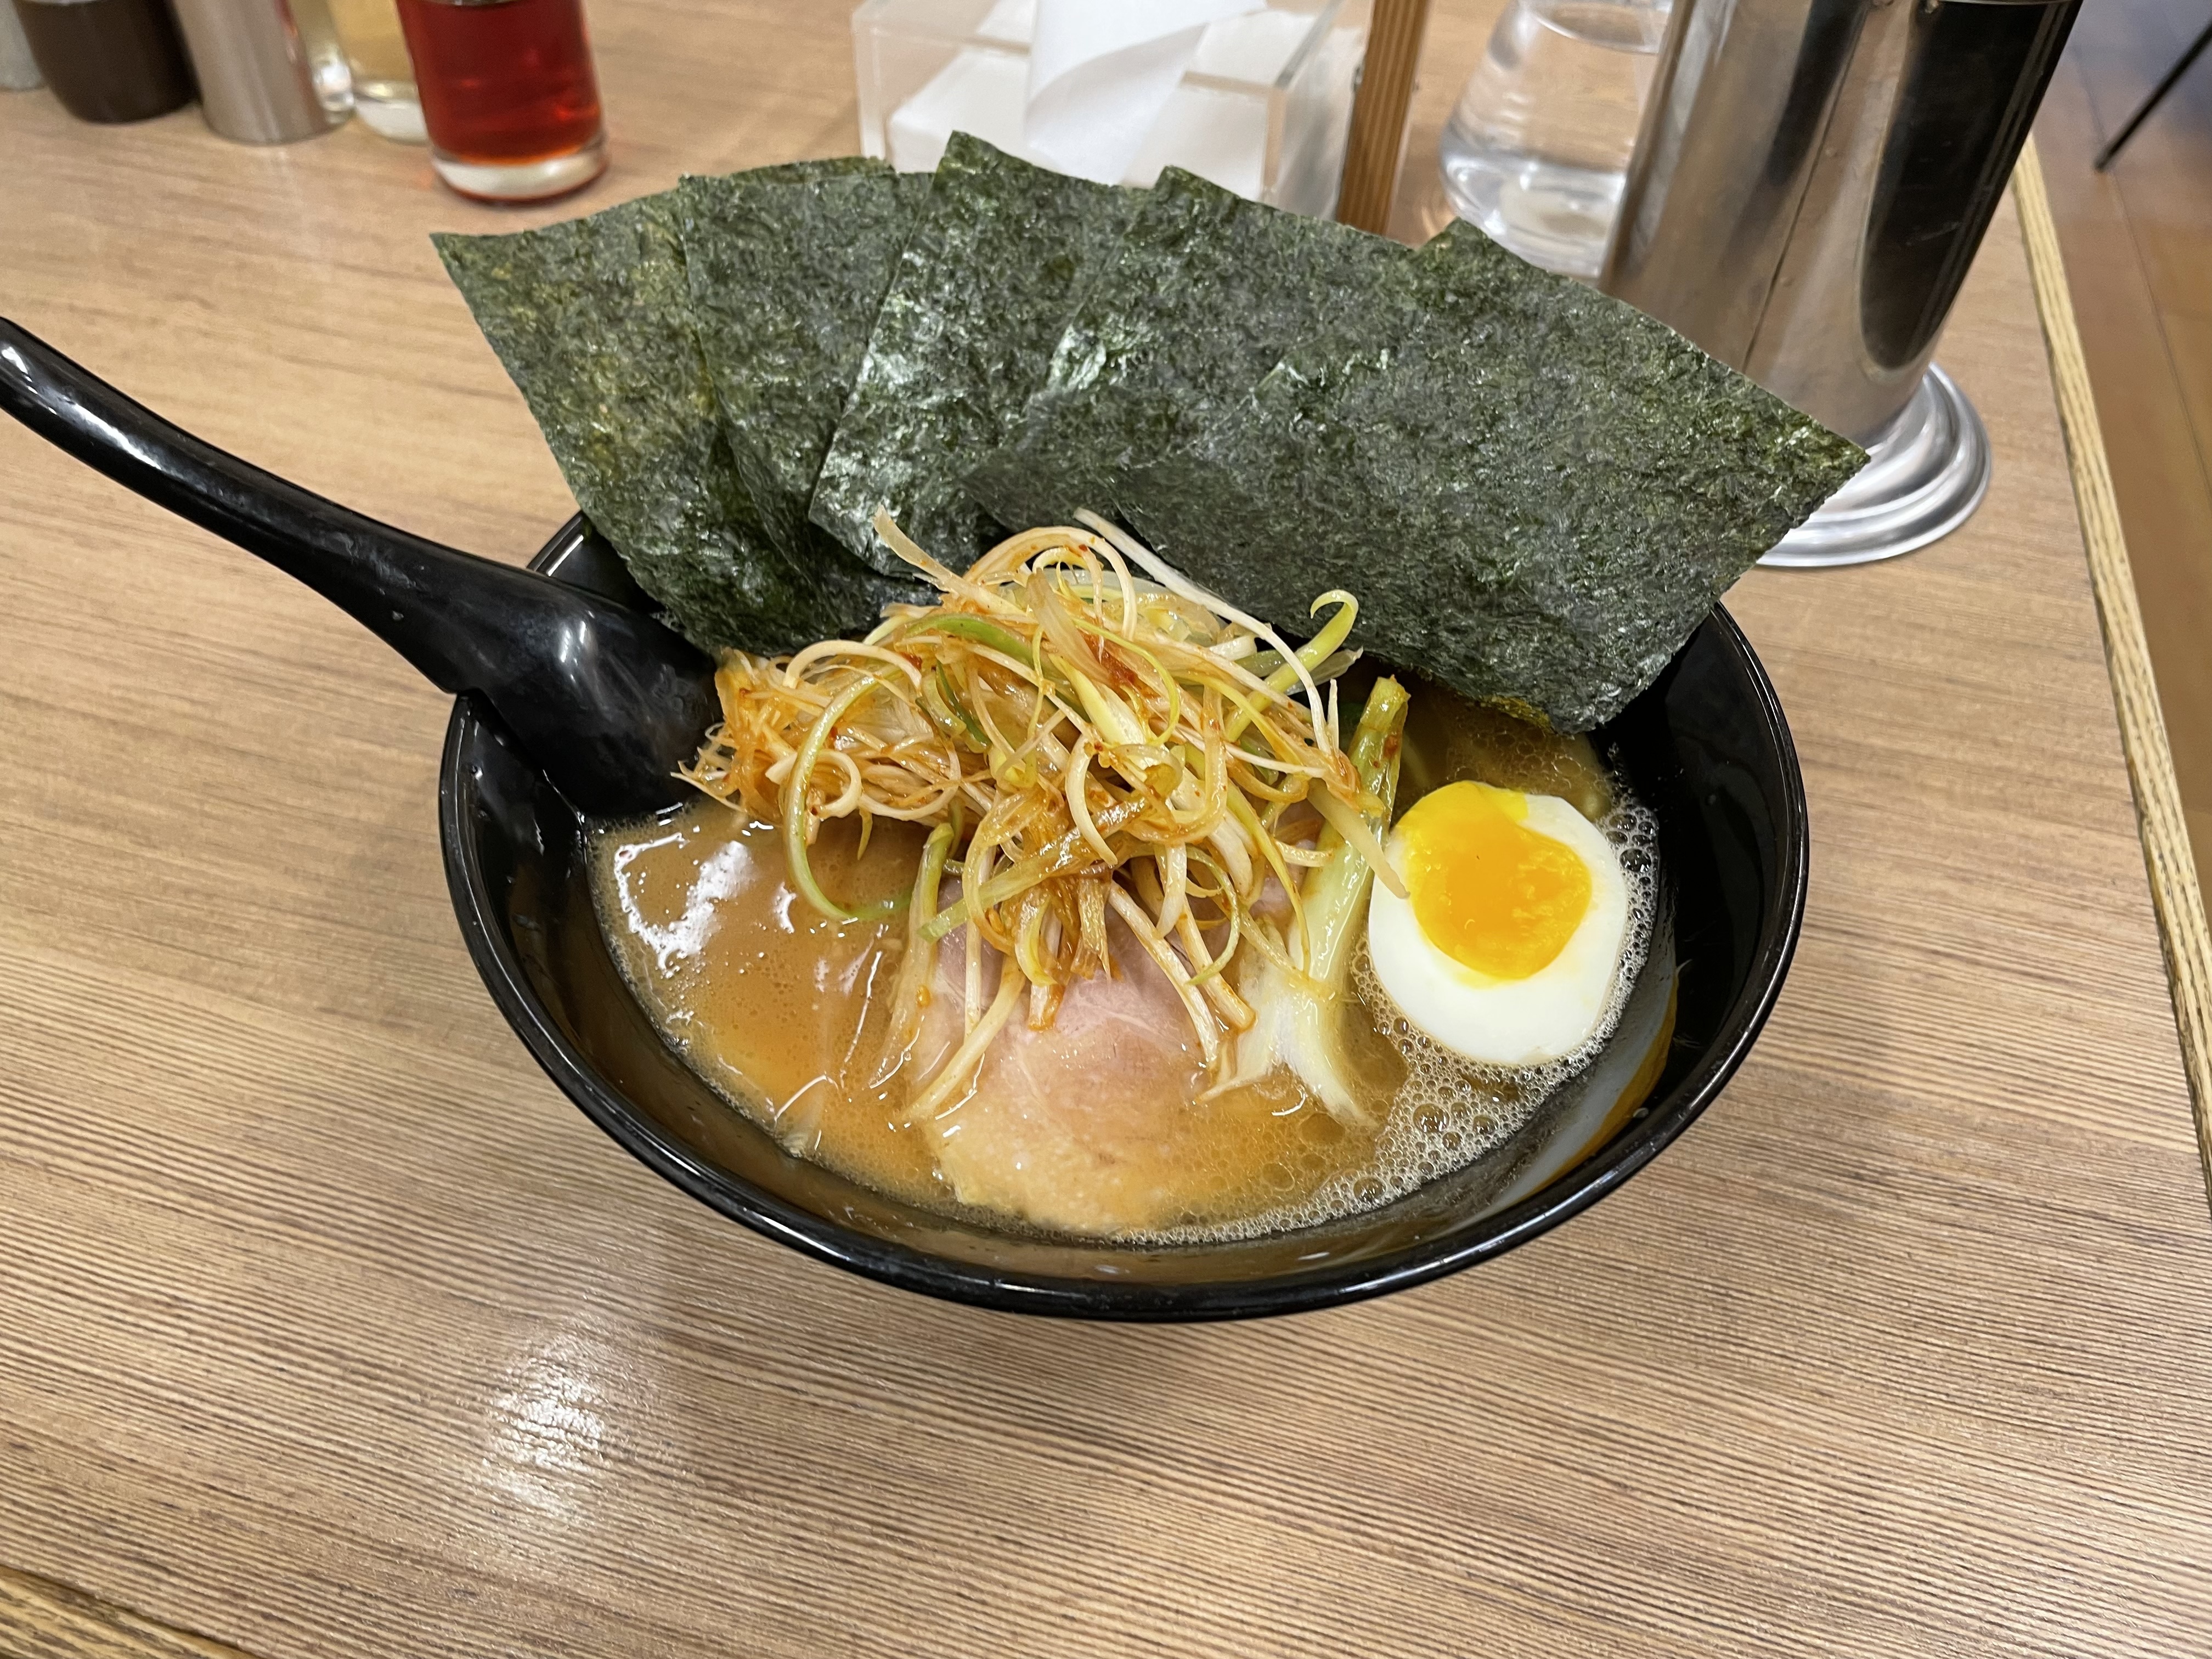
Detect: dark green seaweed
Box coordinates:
(743, 157, 891, 183)
(809, 134, 1141, 574)
(675, 165, 933, 565)
(962, 165, 1410, 535)
(441, 152, 1860, 729)
(435, 191, 915, 654)
(1056, 218, 1867, 732)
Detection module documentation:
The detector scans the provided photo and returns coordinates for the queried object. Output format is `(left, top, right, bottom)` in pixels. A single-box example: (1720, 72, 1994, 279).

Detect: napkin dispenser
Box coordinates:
(853, 0, 1369, 216)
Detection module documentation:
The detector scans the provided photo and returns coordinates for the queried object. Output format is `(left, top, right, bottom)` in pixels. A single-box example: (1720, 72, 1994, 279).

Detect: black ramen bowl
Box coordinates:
(442, 517, 1808, 1321)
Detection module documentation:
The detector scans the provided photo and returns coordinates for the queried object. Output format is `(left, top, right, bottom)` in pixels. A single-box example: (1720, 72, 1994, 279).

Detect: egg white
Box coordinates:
(1367, 792, 1631, 1069)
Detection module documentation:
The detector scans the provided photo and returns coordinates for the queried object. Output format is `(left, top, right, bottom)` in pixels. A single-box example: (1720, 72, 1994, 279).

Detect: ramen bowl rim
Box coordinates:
(437, 515, 1808, 1321)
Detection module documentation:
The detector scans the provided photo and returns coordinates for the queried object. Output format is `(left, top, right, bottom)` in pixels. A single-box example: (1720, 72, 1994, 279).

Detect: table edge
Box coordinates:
(2013, 137, 2212, 1215)
(0, 1565, 259, 1659)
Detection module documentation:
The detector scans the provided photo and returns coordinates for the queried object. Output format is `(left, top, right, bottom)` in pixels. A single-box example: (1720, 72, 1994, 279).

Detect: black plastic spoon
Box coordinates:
(0, 318, 719, 819)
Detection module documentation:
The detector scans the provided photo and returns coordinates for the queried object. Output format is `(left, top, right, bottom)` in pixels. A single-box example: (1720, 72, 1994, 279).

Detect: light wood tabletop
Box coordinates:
(3, 3, 2210, 1657)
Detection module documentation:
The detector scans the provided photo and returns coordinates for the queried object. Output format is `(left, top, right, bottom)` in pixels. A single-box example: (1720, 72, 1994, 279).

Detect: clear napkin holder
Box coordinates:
(853, 0, 1369, 217)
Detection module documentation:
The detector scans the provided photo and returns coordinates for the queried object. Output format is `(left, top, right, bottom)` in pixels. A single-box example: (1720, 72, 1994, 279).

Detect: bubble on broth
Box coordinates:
(1131, 794, 1660, 1245)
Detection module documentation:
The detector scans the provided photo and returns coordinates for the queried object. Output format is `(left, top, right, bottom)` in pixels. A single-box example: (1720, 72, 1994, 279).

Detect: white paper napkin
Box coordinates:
(1024, 0, 1263, 184)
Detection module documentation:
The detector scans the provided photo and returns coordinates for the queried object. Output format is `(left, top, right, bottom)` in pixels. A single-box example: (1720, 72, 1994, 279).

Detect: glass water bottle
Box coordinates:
(1437, 0, 1671, 279)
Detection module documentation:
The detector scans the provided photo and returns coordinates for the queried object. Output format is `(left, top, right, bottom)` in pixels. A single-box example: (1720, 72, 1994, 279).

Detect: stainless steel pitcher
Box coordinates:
(1600, 0, 2080, 562)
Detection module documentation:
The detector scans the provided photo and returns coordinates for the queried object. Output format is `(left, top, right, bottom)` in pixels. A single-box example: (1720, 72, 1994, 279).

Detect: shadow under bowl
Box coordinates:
(440, 517, 1808, 1321)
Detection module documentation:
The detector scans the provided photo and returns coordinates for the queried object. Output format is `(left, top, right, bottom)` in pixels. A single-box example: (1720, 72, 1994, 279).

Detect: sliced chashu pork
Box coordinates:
(905, 917, 1219, 1235)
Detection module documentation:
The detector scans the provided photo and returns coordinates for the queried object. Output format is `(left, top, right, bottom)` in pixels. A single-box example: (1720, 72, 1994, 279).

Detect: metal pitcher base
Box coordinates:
(1759, 365, 1991, 569)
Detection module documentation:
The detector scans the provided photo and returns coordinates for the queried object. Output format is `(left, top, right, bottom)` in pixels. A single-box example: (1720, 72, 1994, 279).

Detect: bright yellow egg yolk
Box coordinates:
(1397, 781, 1592, 981)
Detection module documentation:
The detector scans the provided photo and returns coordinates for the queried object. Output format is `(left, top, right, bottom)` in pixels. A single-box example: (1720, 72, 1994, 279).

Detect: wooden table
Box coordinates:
(3, 4, 2209, 1656)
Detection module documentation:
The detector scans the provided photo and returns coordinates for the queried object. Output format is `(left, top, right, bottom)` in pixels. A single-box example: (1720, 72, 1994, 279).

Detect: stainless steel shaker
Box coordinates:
(170, 0, 348, 142)
(1601, 0, 2080, 563)
(0, 1, 43, 89)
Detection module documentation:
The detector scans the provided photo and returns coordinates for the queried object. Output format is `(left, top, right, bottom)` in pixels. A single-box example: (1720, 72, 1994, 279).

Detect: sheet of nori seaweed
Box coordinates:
(745, 157, 889, 182)
(675, 165, 934, 565)
(433, 190, 913, 655)
(1056, 219, 1867, 732)
(962, 165, 1411, 535)
(808, 133, 1140, 574)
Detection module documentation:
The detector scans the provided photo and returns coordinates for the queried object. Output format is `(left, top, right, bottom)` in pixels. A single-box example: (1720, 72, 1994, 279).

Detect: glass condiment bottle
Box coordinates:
(327, 0, 422, 140)
(11, 0, 196, 121)
(394, 0, 606, 201)
(290, 0, 356, 116)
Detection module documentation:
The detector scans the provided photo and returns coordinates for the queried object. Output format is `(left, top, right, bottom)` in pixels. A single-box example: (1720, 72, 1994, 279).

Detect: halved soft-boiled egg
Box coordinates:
(1367, 780, 1630, 1068)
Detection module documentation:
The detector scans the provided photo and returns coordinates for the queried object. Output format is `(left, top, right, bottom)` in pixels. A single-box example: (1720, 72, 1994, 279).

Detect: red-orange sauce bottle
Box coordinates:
(396, 0, 608, 201)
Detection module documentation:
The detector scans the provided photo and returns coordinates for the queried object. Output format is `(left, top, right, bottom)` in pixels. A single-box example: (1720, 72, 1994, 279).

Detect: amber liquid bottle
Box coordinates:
(395, 0, 606, 201)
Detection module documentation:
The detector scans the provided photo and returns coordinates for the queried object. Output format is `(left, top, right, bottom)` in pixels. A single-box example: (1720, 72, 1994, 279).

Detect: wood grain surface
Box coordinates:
(0, 1569, 253, 1659)
(3, 5, 2210, 1658)
(2033, 0, 2212, 905)
(2015, 140, 2212, 1207)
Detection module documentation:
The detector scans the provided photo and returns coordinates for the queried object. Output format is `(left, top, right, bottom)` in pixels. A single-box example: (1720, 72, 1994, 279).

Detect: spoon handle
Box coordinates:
(0, 315, 571, 695)
(0, 317, 718, 817)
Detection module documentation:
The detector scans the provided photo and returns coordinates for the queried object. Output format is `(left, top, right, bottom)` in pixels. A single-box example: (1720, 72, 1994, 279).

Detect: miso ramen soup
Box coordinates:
(591, 686, 1662, 1242)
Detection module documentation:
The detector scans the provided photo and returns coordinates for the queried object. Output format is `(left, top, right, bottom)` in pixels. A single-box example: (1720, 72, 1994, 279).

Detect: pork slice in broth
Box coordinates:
(907, 919, 1215, 1235)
